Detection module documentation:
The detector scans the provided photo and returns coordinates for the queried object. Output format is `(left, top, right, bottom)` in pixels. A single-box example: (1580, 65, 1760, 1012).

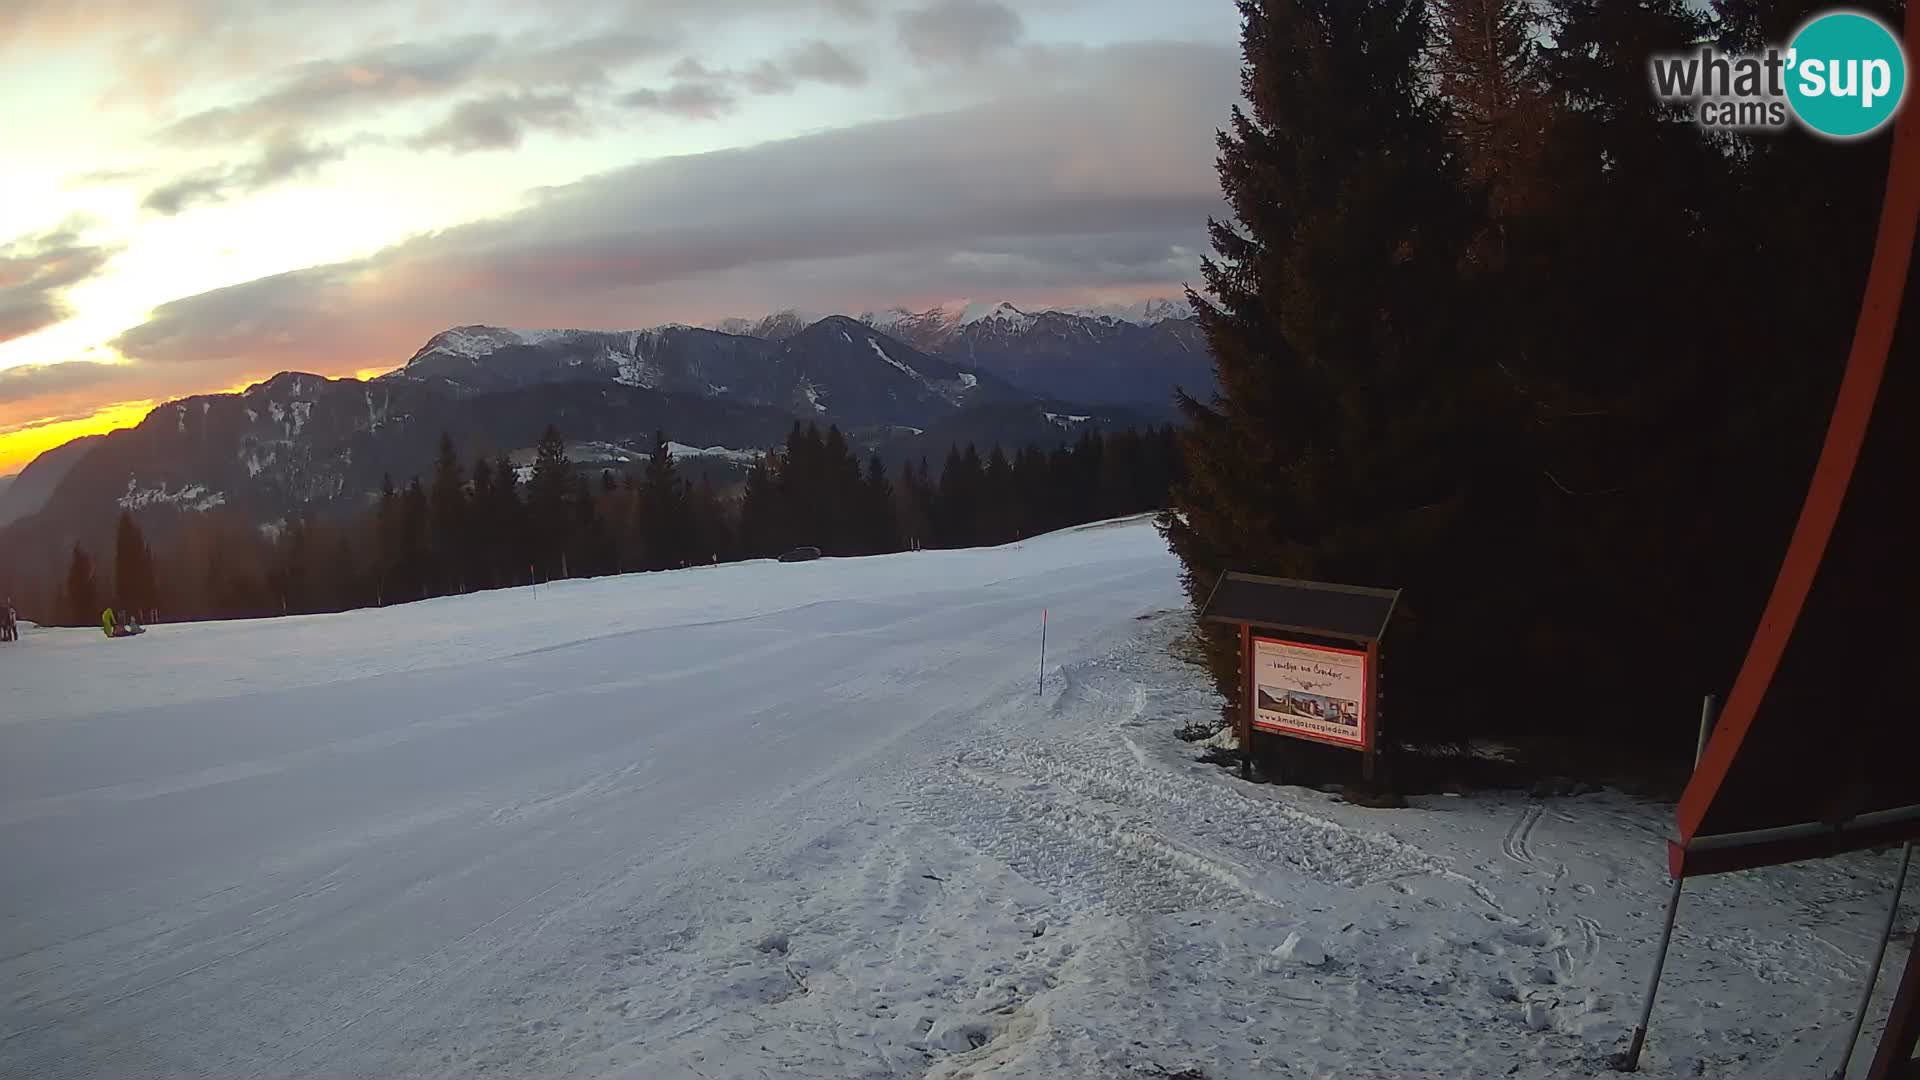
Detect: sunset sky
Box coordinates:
(0, 0, 1240, 475)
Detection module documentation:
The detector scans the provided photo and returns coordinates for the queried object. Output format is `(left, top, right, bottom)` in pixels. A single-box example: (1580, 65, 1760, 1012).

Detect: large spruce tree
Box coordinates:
(635, 430, 687, 570)
(1160, 0, 1481, 745)
(113, 511, 156, 616)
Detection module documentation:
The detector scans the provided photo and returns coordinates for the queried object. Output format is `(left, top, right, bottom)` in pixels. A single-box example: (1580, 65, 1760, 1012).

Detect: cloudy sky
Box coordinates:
(0, 0, 1240, 474)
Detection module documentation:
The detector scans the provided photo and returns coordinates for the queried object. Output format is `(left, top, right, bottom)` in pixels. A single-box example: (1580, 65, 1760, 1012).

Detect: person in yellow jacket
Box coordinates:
(102, 608, 120, 638)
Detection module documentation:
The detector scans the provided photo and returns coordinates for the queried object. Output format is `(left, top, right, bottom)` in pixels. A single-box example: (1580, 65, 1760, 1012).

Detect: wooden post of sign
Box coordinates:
(1362, 640, 1380, 785)
(1239, 624, 1253, 780)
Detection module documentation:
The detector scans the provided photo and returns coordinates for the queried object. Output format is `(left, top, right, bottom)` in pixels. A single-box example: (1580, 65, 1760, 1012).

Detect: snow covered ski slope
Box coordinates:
(1, 516, 1912, 1078)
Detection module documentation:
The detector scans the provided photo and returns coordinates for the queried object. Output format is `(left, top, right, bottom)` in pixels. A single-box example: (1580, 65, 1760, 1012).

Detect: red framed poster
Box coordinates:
(1250, 635, 1371, 750)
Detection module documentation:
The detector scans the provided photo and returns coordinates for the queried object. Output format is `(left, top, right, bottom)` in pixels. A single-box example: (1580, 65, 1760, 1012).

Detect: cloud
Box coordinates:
(408, 93, 589, 153)
(897, 0, 1023, 66)
(502, 31, 678, 89)
(113, 41, 1228, 357)
(620, 82, 739, 120)
(0, 39, 1234, 430)
(0, 223, 121, 345)
(61, 166, 157, 190)
(157, 30, 673, 149)
(141, 134, 345, 215)
(160, 35, 501, 147)
(662, 40, 869, 107)
(781, 41, 868, 87)
(669, 58, 725, 81)
(0, 360, 130, 403)
(1, 0, 868, 116)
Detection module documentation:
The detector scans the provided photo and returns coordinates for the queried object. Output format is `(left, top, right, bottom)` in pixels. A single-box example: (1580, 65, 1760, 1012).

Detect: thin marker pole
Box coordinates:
(1615, 875, 1686, 1072)
(1833, 841, 1913, 1080)
(1695, 693, 1719, 768)
(1038, 609, 1047, 695)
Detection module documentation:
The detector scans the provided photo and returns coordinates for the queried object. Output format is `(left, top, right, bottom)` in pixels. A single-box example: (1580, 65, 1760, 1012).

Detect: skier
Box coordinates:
(102, 607, 117, 638)
(1, 597, 15, 642)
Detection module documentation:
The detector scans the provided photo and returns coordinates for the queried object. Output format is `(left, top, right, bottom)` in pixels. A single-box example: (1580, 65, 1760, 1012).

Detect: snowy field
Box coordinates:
(0, 516, 1911, 1079)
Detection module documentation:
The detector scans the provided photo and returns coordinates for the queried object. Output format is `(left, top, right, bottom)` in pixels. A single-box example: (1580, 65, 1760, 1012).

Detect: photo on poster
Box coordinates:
(1257, 685, 1360, 729)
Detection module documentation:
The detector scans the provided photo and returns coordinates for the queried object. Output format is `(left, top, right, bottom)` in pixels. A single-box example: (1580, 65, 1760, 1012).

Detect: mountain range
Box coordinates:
(709, 299, 1209, 405)
(0, 301, 1209, 583)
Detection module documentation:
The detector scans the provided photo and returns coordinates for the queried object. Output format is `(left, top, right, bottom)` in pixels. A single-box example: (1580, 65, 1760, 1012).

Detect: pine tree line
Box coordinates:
(49, 422, 1181, 625)
(1164, 0, 1900, 763)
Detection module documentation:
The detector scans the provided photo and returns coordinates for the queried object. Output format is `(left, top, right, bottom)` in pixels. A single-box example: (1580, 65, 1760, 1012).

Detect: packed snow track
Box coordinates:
(1, 518, 1912, 1079)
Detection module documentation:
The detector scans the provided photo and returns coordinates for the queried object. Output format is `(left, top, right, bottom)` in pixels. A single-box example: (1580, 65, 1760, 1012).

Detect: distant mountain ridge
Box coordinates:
(700, 298, 1208, 406)
(387, 316, 1023, 428)
(0, 303, 1210, 594)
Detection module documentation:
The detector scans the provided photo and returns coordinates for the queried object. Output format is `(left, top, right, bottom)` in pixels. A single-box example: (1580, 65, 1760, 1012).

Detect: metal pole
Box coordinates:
(1614, 874, 1687, 1072)
(1833, 841, 1913, 1080)
(1695, 694, 1719, 767)
(1038, 609, 1047, 695)
(1239, 625, 1253, 781)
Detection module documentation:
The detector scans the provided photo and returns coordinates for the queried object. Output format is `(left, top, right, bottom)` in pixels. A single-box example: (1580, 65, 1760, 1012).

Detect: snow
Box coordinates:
(116, 478, 227, 512)
(958, 371, 978, 389)
(1, 515, 1911, 1080)
(962, 301, 1038, 333)
(1059, 297, 1195, 325)
(1044, 411, 1091, 429)
(665, 442, 762, 465)
(869, 337, 916, 378)
(1267, 931, 1327, 968)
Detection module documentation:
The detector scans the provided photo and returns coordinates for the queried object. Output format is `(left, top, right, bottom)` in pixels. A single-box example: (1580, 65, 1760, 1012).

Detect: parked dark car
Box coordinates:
(777, 546, 823, 563)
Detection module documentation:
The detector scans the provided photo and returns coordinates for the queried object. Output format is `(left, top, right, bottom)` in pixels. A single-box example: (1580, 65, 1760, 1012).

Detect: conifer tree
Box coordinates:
(428, 432, 466, 594)
(528, 425, 572, 578)
(66, 543, 98, 626)
(470, 456, 497, 588)
(375, 473, 400, 604)
(981, 445, 1015, 545)
(862, 454, 898, 554)
(400, 478, 429, 600)
(740, 455, 779, 557)
(113, 511, 156, 615)
(492, 456, 524, 584)
(567, 472, 606, 577)
(636, 430, 686, 569)
(1430, 0, 1549, 254)
(1160, 0, 1477, 744)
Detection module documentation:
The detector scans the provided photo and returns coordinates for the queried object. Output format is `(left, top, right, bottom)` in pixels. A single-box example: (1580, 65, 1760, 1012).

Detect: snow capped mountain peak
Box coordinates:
(959, 301, 1035, 329)
(710, 309, 821, 341)
(406, 325, 525, 364)
(1056, 297, 1195, 324)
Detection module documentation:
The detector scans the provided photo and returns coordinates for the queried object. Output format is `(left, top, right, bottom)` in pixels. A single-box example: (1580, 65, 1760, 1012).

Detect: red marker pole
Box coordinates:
(1038, 609, 1048, 695)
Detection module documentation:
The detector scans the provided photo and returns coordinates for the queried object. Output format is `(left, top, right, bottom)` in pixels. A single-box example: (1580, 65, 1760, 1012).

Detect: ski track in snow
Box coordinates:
(1504, 802, 1544, 867)
(1, 518, 1914, 1079)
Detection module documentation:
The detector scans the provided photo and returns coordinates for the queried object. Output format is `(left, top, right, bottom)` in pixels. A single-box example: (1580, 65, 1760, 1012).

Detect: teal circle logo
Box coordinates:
(1786, 10, 1908, 139)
